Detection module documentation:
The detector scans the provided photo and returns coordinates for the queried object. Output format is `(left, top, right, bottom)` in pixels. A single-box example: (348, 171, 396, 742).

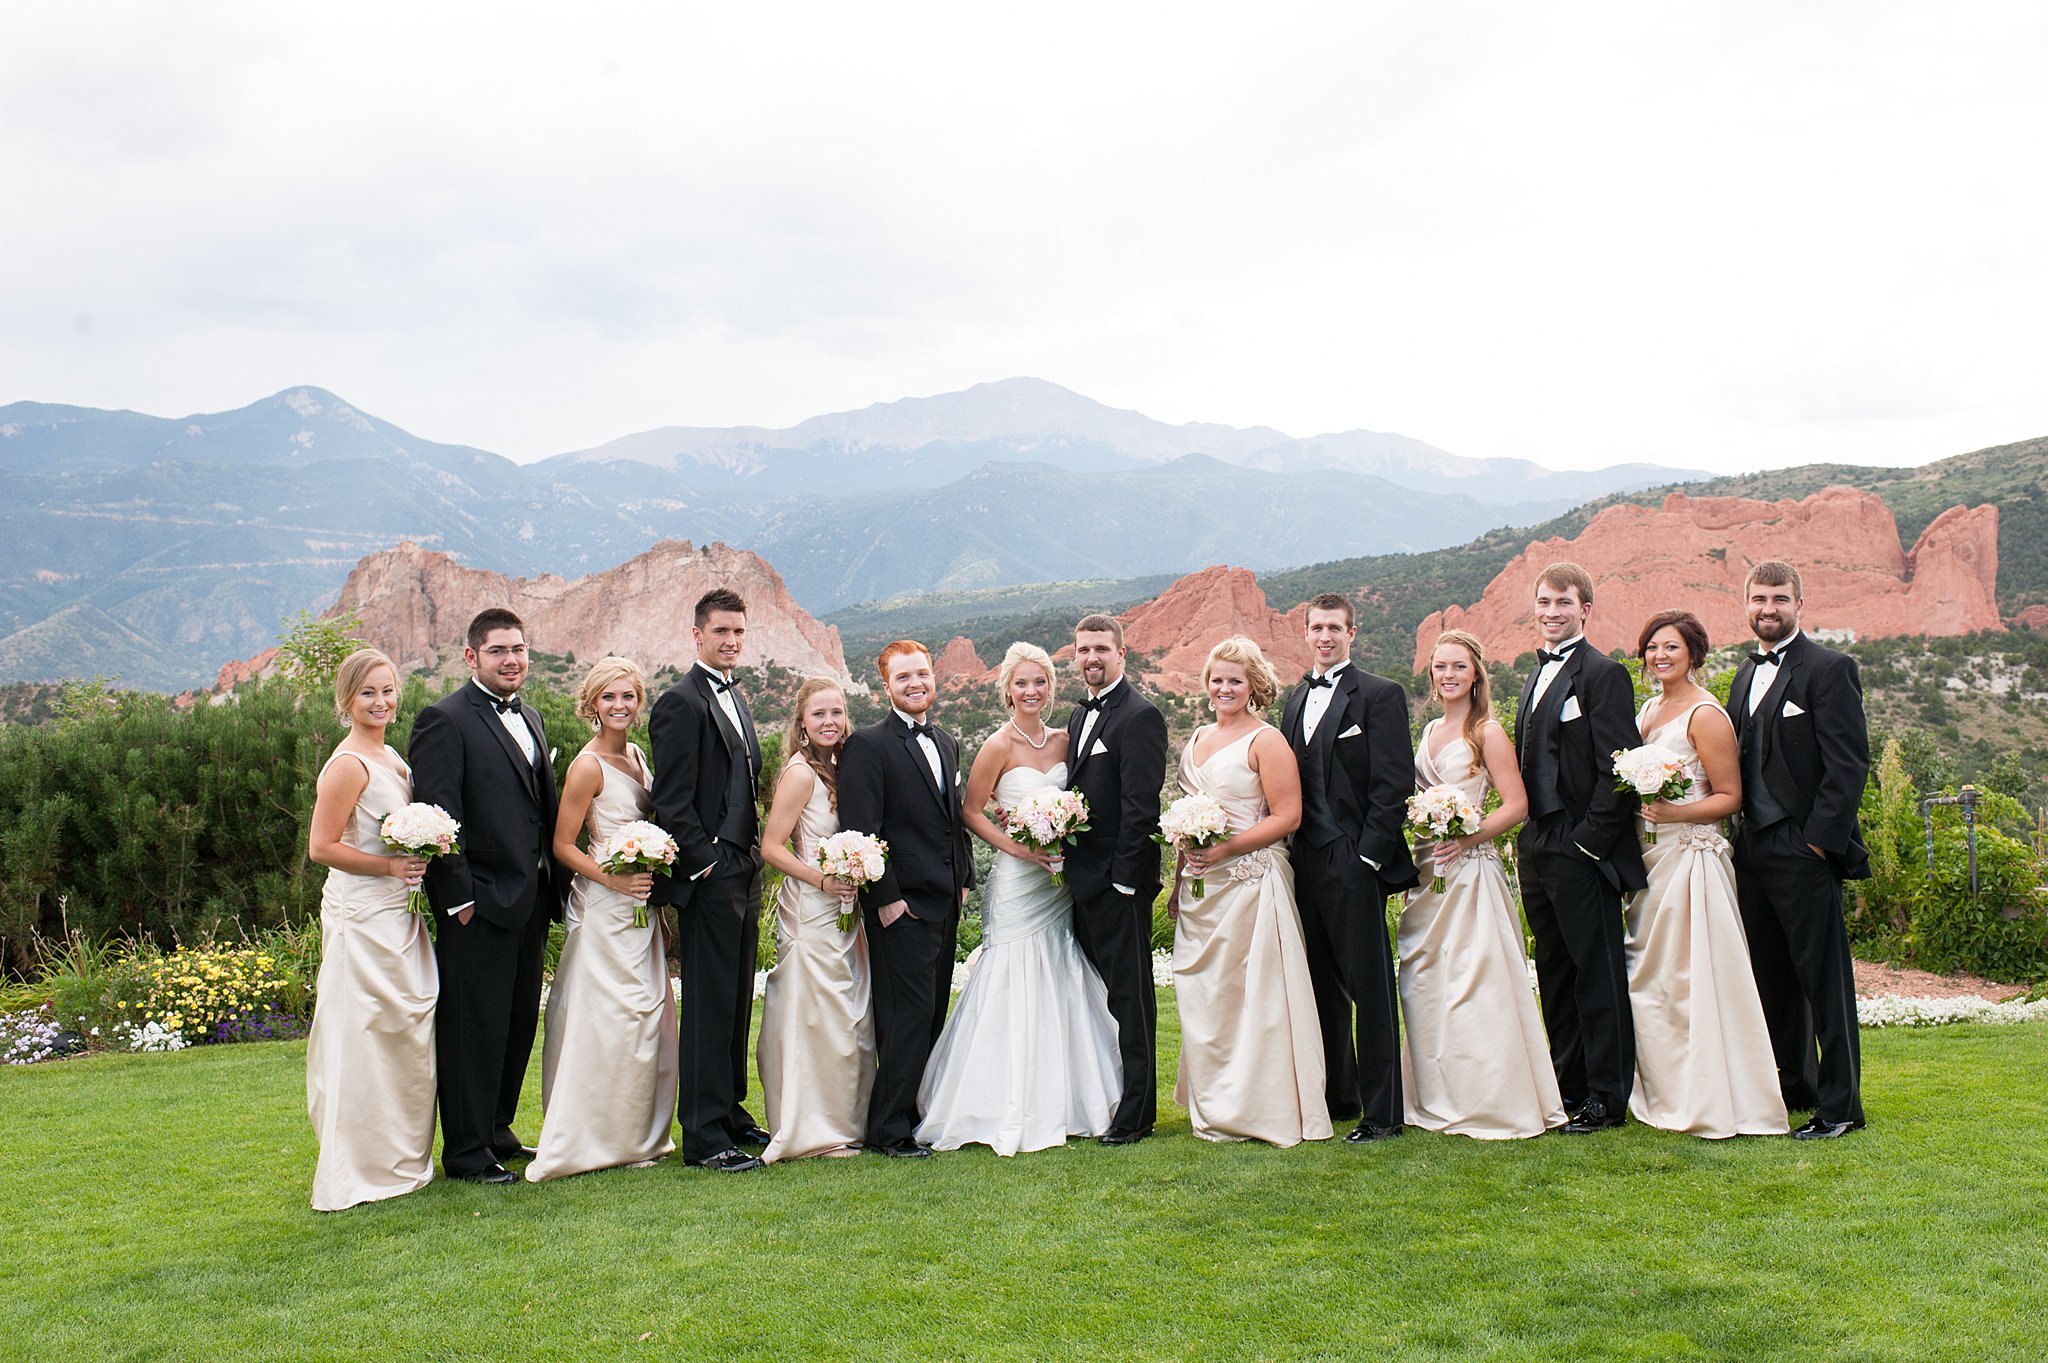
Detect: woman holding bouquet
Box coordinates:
(1170, 637, 1331, 1147)
(527, 656, 679, 1180)
(756, 678, 877, 1161)
(1397, 630, 1565, 1139)
(1625, 611, 1787, 1137)
(915, 643, 1121, 1155)
(306, 648, 439, 1211)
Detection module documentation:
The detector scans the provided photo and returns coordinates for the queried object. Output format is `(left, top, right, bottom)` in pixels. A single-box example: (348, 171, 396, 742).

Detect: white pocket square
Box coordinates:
(1337, 724, 1363, 739)
(954, 770, 962, 786)
(1091, 739, 1109, 757)
(1781, 700, 1806, 718)
(1559, 696, 1583, 722)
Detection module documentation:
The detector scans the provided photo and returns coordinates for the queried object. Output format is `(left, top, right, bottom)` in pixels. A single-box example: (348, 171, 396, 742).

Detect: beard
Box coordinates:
(1749, 612, 1796, 644)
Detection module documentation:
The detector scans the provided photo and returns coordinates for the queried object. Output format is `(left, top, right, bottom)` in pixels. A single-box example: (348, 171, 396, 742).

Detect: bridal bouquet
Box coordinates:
(379, 803, 461, 913)
(594, 820, 679, 927)
(816, 830, 888, 932)
(1611, 744, 1693, 845)
(1155, 792, 1231, 900)
(1003, 788, 1091, 886)
(1406, 784, 1484, 893)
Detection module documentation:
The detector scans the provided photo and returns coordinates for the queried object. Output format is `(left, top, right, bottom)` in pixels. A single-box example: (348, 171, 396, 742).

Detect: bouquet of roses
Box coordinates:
(1406, 784, 1485, 893)
(1003, 788, 1091, 886)
(816, 830, 888, 932)
(1611, 744, 1693, 845)
(594, 820, 679, 927)
(1154, 792, 1232, 900)
(379, 803, 462, 914)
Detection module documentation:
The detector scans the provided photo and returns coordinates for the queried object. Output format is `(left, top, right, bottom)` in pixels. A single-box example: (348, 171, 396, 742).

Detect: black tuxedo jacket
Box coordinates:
(1515, 643, 1648, 893)
(647, 666, 764, 907)
(1281, 664, 1420, 891)
(837, 714, 973, 918)
(1063, 680, 1168, 902)
(1727, 634, 1871, 880)
(410, 681, 565, 930)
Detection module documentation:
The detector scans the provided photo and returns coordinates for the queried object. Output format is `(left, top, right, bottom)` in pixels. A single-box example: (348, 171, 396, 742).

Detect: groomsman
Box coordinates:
(1280, 593, 1418, 1142)
(838, 641, 974, 1158)
(648, 588, 768, 1173)
(411, 608, 564, 1183)
(1064, 614, 1168, 1144)
(1513, 562, 1646, 1132)
(1728, 560, 1870, 1139)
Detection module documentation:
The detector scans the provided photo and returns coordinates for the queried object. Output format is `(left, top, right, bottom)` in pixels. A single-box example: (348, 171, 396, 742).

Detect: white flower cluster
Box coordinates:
(1611, 743, 1693, 800)
(380, 802, 461, 855)
(119, 1019, 189, 1053)
(1857, 994, 2048, 1028)
(594, 820, 678, 873)
(815, 830, 888, 886)
(1158, 793, 1230, 847)
(1004, 788, 1090, 851)
(1407, 783, 1483, 839)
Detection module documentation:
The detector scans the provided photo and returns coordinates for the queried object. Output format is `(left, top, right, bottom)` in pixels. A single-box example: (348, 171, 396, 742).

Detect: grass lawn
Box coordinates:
(3, 999, 2044, 1362)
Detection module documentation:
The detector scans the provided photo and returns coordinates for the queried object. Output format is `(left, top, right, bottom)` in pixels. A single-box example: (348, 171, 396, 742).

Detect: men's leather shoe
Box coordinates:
(1098, 1128, 1151, 1146)
(498, 1144, 540, 1162)
(734, 1125, 772, 1146)
(454, 1165, 517, 1184)
(877, 1140, 933, 1159)
(690, 1148, 764, 1172)
(1344, 1123, 1403, 1143)
(1561, 1100, 1627, 1133)
(1791, 1116, 1865, 1140)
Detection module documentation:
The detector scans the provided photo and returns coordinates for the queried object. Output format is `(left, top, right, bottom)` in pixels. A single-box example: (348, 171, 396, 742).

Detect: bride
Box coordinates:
(915, 642, 1122, 1155)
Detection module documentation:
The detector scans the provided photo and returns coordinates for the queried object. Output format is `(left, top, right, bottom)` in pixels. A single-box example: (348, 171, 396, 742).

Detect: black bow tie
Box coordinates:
(1537, 646, 1577, 666)
(1748, 651, 1782, 667)
(1307, 673, 1336, 690)
(904, 720, 932, 740)
(1080, 695, 1107, 712)
(491, 695, 522, 715)
(709, 674, 739, 694)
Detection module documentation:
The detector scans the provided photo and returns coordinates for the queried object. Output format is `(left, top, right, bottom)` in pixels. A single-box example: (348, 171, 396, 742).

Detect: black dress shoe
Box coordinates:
(454, 1165, 517, 1184)
(497, 1144, 540, 1163)
(734, 1125, 772, 1146)
(1098, 1127, 1151, 1146)
(878, 1140, 933, 1159)
(689, 1148, 764, 1172)
(1344, 1123, 1403, 1143)
(1791, 1115, 1865, 1141)
(1561, 1100, 1627, 1133)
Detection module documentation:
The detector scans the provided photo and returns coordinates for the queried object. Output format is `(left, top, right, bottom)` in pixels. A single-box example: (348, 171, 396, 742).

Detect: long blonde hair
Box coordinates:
(783, 677, 846, 810)
(1432, 629, 1493, 776)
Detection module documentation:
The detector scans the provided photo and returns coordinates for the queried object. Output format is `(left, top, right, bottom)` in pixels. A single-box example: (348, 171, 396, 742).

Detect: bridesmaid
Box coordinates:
(1171, 637, 1332, 1147)
(1627, 610, 1789, 1137)
(305, 648, 438, 1211)
(527, 657, 679, 1181)
(1397, 629, 1565, 1139)
(756, 678, 876, 1161)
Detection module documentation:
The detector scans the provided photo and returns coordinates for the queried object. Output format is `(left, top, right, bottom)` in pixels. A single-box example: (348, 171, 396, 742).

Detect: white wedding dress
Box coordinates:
(915, 761, 1123, 1155)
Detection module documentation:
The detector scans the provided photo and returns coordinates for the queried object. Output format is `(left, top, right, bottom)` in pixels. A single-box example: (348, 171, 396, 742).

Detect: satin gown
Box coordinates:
(1625, 701, 1790, 1137)
(1170, 726, 1333, 1147)
(527, 747, 680, 1180)
(916, 762, 1122, 1155)
(306, 746, 439, 1211)
(1397, 722, 1565, 1139)
(758, 755, 877, 1162)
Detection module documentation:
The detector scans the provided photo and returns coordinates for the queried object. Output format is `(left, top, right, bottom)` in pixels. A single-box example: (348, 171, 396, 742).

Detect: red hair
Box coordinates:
(875, 640, 932, 681)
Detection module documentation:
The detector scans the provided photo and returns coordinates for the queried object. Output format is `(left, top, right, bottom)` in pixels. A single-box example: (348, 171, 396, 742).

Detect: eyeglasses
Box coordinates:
(480, 645, 529, 659)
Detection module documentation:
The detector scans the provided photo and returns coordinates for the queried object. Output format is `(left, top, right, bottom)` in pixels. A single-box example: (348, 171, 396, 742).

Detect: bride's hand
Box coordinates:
(1184, 841, 1230, 875)
(1010, 843, 1056, 868)
(819, 873, 856, 901)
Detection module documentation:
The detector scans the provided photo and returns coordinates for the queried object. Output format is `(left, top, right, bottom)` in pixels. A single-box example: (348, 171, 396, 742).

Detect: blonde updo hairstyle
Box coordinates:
(997, 641, 1057, 712)
(575, 656, 647, 727)
(333, 648, 398, 727)
(1201, 635, 1280, 711)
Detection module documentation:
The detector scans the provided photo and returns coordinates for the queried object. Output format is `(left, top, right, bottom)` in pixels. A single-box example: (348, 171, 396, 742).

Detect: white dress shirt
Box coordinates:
(1301, 661, 1348, 742)
(1075, 676, 1121, 757)
(893, 707, 943, 788)
(1747, 631, 1801, 715)
(697, 661, 745, 737)
(450, 680, 534, 916)
(1529, 634, 1584, 712)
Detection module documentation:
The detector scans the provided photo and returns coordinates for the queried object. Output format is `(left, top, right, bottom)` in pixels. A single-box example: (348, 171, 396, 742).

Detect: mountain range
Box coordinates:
(0, 378, 1706, 690)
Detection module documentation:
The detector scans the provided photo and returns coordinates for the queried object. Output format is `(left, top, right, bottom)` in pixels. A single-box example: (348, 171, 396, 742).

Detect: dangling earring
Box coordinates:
(799, 730, 811, 748)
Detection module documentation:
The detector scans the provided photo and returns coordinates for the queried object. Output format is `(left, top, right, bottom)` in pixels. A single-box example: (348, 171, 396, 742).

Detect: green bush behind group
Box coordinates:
(4, 616, 2045, 996)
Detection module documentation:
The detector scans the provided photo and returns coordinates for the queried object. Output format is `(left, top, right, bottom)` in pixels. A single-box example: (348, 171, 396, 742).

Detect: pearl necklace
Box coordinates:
(1009, 718, 1052, 750)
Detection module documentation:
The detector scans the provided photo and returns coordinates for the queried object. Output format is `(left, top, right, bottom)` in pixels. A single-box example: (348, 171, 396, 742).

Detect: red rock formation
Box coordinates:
(935, 635, 992, 689)
(214, 646, 280, 691)
(1413, 488, 2001, 670)
(1060, 565, 1312, 693)
(2011, 605, 2048, 632)
(221, 540, 849, 685)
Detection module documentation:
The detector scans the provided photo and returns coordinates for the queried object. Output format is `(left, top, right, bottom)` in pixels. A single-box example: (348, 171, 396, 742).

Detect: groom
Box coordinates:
(1513, 562, 1646, 1133)
(837, 640, 973, 1158)
(1280, 593, 1418, 1143)
(1064, 614, 1168, 1144)
(648, 587, 768, 1173)
(410, 607, 564, 1183)
(1728, 560, 1870, 1139)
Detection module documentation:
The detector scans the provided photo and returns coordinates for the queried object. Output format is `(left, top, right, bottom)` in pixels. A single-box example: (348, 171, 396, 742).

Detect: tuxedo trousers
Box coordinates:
(433, 905, 548, 1176)
(676, 855, 762, 1162)
(1071, 885, 1158, 1135)
(1733, 819, 1863, 1125)
(864, 902, 958, 1148)
(1518, 828, 1636, 1112)
(1293, 842, 1402, 1129)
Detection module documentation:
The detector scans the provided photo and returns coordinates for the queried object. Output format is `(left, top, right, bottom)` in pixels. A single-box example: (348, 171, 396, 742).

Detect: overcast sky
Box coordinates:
(4, 2, 2043, 474)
